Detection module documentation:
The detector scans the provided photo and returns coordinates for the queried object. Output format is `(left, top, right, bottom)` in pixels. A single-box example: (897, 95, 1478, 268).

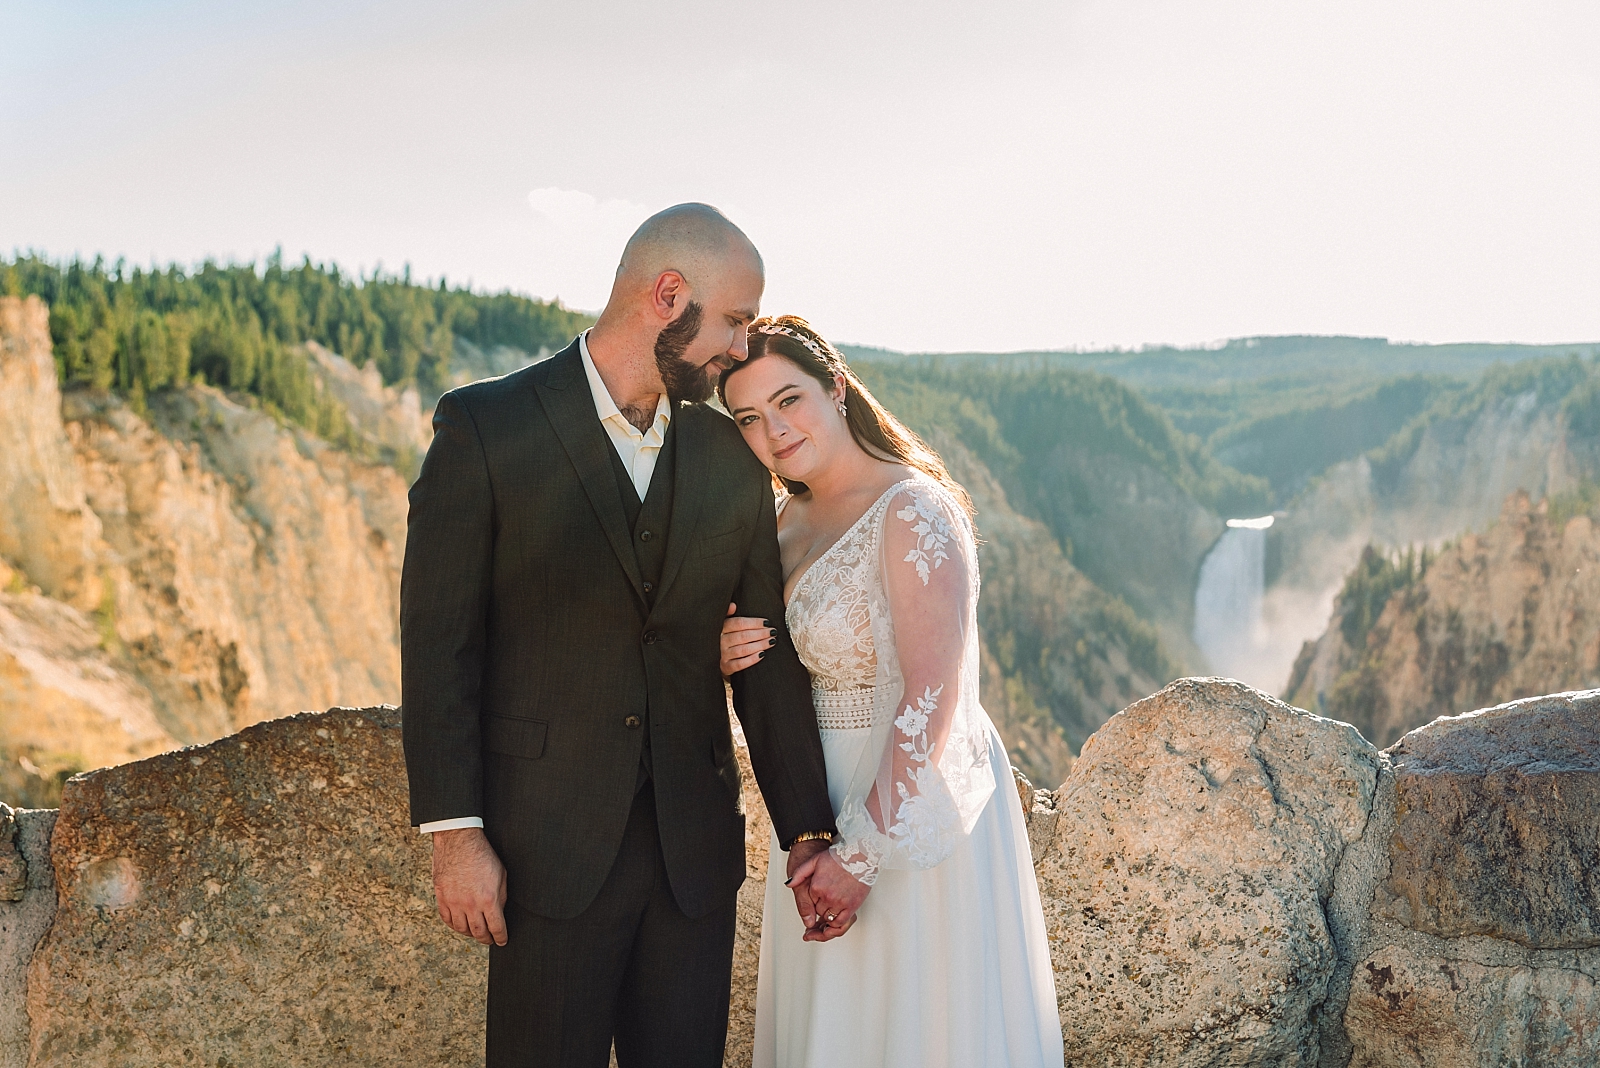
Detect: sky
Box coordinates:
(3, 1, 1597, 353)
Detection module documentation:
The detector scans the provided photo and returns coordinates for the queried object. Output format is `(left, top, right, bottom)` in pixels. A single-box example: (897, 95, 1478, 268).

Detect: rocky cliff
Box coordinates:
(1286, 489, 1600, 746)
(1249, 361, 1600, 696)
(0, 296, 405, 805)
(4, 680, 1595, 1067)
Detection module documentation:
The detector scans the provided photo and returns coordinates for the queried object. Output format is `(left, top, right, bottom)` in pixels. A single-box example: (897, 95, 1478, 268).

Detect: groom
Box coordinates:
(402, 204, 849, 1067)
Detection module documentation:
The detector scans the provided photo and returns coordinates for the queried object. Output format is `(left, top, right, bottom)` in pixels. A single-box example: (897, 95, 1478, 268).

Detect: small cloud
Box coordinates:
(527, 188, 649, 233)
(522, 188, 654, 308)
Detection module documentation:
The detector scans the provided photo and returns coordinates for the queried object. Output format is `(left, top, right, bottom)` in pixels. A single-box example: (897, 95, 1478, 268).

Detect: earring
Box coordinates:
(837, 400, 848, 417)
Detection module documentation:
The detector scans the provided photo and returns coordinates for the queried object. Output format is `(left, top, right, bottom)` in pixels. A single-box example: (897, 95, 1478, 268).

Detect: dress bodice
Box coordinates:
(782, 482, 912, 727)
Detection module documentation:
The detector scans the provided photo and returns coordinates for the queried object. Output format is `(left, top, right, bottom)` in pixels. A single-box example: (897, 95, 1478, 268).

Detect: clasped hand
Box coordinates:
(785, 838, 870, 942)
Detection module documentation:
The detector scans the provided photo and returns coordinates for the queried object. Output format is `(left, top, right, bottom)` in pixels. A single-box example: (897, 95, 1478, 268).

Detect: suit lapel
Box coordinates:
(651, 404, 706, 607)
(533, 344, 646, 603)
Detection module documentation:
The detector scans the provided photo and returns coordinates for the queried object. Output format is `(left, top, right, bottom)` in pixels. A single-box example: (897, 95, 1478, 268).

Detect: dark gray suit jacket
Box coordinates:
(401, 340, 835, 920)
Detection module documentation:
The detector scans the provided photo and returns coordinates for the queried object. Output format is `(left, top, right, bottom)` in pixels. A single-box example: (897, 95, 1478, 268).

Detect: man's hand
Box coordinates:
(788, 844, 870, 942)
(430, 827, 509, 947)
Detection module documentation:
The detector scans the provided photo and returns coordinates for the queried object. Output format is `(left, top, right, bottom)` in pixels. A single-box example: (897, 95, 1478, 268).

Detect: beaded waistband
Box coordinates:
(813, 684, 884, 731)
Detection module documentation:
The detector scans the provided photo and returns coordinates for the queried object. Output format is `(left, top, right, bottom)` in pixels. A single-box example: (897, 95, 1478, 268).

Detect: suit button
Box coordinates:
(639, 529, 653, 542)
(624, 715, 642, 729)
(642, 581, 654, 594)
(643, 630, 658, 644)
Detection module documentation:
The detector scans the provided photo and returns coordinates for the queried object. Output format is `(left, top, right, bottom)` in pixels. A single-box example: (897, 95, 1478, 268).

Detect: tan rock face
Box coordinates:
(305, 341, 432, 474)
(1288, 491, 1600, 747)
(26, 706, 488, 1068)
(0, 297, 407, 805)
(1375, 691, 1600, 949)
(0, 591, 175, 806)
(1345, 943, 1600, 1068)
(0, 297, 100, 609)
(1034, 677, 1379, 1066)
(1340, 690, 1600, 1068)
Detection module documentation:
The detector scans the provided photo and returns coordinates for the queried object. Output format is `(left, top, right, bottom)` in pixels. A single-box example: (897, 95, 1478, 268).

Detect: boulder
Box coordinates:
(20, 704, 775, 1068)
(24, 706, 488, 1068)
(1033, 677, 1379, 1066)
(1342, 690, 1600, 1068)
(1373, 690, 1600, 948)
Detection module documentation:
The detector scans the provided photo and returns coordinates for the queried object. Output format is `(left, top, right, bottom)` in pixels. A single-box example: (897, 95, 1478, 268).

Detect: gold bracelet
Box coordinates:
(788, 830, 834, 848)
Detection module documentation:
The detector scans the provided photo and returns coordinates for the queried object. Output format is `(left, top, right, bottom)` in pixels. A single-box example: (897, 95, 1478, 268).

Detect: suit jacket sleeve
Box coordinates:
(401, 391, 494, 827)
(729, 479, 838, 848)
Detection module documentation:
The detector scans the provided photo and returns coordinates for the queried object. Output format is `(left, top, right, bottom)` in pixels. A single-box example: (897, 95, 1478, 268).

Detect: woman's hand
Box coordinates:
(786, 847, 870, 942)
(720, 602, 776, 675)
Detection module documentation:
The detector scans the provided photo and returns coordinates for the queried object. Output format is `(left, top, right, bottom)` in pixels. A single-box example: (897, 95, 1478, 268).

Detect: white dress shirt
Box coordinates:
(578, 330, 673, 499)
(418, 333, 673, 834)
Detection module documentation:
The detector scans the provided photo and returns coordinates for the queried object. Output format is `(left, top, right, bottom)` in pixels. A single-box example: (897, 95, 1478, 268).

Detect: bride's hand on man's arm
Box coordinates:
(720, 602, 775, 675)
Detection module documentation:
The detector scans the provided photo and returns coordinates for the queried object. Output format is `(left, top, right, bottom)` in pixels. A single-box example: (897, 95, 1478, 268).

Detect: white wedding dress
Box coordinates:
(753, 475, 1064, 1068)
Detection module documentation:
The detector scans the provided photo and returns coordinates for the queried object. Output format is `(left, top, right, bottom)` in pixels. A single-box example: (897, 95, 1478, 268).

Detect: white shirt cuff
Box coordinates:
(418, 817, 484, 834)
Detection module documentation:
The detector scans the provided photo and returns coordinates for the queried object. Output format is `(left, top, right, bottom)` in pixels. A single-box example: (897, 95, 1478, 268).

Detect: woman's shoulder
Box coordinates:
(880, 469, 965, 524)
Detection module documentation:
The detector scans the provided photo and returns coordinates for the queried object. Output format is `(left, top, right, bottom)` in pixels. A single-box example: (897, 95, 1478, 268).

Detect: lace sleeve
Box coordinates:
(830, 480, 995, 882)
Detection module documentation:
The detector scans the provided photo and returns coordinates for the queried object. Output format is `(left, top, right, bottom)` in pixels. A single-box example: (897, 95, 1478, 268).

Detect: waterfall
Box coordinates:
(1193, 516, 1274, 689)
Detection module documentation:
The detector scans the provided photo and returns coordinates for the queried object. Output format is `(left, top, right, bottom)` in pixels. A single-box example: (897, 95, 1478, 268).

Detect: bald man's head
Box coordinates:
(593, 203, 766, 405)
(615, 202, 762, 289)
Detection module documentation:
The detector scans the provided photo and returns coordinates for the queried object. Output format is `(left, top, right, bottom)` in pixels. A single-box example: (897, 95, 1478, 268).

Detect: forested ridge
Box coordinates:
(1, 253, 593, 442)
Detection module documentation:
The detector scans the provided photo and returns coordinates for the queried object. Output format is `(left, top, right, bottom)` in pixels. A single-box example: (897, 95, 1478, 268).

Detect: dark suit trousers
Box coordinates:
(486, 784, 738, 1068)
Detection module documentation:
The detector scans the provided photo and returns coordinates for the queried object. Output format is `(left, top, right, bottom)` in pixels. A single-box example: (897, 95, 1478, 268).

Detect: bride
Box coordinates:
(716, 317, 1064, 1068)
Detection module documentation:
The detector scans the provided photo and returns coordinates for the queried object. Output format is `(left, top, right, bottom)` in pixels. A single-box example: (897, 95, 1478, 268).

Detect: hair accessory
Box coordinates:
(755, 322, 834, 364)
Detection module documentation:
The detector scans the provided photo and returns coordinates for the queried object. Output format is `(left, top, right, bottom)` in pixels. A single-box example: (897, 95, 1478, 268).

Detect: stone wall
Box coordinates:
(2, 680, 1596, 1067)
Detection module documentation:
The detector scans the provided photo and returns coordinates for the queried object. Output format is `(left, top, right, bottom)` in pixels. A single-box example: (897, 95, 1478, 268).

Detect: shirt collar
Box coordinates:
(579, 331, 671, 439)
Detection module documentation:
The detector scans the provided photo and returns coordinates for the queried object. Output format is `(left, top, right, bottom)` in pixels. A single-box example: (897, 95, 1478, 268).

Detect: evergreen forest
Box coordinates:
(1, 253, 593, 442)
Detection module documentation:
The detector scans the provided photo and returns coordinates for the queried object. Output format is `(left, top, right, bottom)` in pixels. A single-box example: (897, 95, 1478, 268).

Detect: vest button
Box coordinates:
(643, 631, 658, 644)
(624, 715, 642, 729)
(639, 529, 653, 542)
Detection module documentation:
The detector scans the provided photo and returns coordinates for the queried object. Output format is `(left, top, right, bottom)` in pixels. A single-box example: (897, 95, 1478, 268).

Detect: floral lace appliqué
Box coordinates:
(896, 491, 952, 585)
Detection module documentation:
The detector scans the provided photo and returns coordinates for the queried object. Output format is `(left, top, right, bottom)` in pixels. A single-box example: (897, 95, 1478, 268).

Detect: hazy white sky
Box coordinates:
(4, 1, 1597, 352)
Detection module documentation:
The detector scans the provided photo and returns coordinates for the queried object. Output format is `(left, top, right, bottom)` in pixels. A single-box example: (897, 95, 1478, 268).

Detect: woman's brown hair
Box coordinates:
(717, 315, 974, 515)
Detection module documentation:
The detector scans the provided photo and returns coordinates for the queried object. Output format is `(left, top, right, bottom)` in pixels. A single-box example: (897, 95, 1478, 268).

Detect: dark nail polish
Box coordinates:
(769, 628, 778, 637)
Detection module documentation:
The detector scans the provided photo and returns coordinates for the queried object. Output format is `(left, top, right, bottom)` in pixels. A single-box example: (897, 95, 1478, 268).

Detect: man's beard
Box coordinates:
(654, 300, 713, 405)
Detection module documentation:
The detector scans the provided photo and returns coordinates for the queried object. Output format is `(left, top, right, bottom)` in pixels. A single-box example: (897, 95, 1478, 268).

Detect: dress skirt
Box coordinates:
(753, 724, 1064, 1068)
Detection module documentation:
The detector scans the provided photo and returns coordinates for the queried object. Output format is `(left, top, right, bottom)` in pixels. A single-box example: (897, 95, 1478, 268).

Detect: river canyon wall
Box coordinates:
(3, 679, 1595, 1067)
(1287, 488, 1600, 746)
(0, 296, 406, 805)
(1202, 372, 1600, 698)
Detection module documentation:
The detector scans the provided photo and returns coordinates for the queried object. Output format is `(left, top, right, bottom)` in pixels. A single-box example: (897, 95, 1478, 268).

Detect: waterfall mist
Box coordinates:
(1193, 518, 1286, 693)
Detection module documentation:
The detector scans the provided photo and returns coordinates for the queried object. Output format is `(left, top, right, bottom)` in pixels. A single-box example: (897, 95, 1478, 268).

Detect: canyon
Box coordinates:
(0, 295, 406, 806)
